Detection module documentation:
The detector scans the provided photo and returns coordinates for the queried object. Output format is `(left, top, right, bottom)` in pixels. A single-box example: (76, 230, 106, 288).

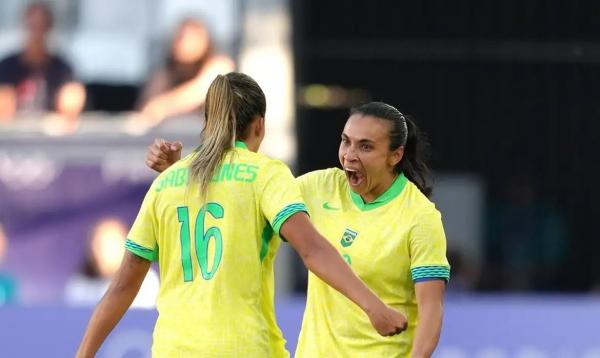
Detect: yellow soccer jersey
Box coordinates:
(295, 168, 450, 358)
(260, 231, 290, 358)
(125, 141, 306, 358)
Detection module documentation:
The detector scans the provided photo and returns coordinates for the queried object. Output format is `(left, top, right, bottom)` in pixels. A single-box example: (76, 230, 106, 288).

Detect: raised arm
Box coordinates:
(55, 81, 86, 120)
(145, 138, 183, 173)
(280, 212, 407, 336)
(0, 85, 16, 121)
(75, 252, 151, 358)
(139, 56, 234, 123)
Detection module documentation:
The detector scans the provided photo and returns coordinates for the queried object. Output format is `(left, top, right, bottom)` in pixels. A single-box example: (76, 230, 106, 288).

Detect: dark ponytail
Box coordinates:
(350, 102, 432, 197)
(400, 114, 432, 197)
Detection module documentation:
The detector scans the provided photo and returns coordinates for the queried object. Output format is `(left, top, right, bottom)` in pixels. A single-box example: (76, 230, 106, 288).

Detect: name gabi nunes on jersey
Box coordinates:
(155, 163, 259, 192)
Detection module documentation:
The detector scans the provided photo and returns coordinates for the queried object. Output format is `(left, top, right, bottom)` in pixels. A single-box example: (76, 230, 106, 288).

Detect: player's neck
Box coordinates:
(362, 172, 397, 203)
(242, 138, 261, 152)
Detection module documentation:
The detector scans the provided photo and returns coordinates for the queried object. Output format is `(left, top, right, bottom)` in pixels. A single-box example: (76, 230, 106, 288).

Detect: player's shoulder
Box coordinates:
(147, 155, 192, 193)
(226, 149, 297, 191)
(240, 149, 291, 175)
(403, 180, 441, 218)
(165, 153, 193, 176)
(236, 147, 274, 165)
(296, 167, 345, 187)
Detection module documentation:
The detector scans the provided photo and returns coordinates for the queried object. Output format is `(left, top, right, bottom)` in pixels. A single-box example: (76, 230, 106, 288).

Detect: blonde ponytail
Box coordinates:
(190, 74, 236, 199)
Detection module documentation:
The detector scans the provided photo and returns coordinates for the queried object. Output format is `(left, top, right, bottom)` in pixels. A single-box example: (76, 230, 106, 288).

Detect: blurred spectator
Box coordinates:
(0, 2, 86, 131)
(0, 224, 18, 305)
(481, 173, 568, 291)
(64, 218, 159, 309)
(135, 18, 234, 127)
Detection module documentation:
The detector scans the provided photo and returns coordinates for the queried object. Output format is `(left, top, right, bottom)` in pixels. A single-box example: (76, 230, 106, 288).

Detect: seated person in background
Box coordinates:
(0, 224, 18, 305)
(0, 2, 85, 130)
(136, 18, 234, 127)
(64, 218, 159, 309)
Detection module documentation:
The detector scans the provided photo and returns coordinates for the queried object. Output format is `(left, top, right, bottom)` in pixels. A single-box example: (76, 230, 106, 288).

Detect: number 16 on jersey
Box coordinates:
(177, 203, 224, 282)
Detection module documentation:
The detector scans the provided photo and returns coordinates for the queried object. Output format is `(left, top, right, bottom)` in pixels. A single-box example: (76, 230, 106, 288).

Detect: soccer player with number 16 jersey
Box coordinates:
(148, 101, 450, 357)
(75, 73, 406, 358)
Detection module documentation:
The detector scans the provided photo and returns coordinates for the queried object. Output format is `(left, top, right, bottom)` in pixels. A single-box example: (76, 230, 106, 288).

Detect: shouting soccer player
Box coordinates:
(76, 74, 406, 358)
(148, 101, 449, 357)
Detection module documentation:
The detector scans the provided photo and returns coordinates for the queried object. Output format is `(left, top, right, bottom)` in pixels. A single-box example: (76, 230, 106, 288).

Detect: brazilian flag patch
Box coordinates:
(340, 228, 358, 248)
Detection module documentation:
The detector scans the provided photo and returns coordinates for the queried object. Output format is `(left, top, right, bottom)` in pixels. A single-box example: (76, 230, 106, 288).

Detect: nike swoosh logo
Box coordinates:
(322, 202, 340, 210)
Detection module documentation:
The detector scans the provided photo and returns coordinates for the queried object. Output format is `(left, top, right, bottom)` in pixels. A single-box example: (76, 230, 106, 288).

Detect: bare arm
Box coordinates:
(280, 212, 407, 336)
(145, 138, 183, 173)
(137, 70, 171, 110)
(0, 85, 16, 121)
(140, 56, 234, 122)
(55, 81, 86, 120)
(410, 280, 445, 358)
(76, 252, 151, 358)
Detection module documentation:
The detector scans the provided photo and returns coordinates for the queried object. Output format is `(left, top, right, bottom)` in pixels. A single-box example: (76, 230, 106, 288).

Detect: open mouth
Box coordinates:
(345, 168, 365, 187)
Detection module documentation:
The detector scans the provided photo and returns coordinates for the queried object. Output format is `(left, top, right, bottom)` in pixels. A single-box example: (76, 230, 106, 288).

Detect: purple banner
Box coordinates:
(0, 162, 152, 304)
(1, 296, 599, 357)
(437, 295, 600, 357)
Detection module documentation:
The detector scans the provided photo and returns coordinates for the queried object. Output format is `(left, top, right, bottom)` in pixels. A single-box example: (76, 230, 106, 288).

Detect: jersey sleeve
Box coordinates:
(256, 160, 308, 235)
(125, 182, 160, 261)
(408, 208, 450, 283)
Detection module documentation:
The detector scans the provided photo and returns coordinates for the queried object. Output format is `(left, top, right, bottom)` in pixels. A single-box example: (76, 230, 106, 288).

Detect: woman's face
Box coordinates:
(338, 114, 403, 201)
(172, 21, 209, 63)
(25, 5, 52, 38)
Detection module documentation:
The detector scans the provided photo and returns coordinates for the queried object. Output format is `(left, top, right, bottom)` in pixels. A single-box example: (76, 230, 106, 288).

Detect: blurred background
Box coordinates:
(1, 0, 599, 357)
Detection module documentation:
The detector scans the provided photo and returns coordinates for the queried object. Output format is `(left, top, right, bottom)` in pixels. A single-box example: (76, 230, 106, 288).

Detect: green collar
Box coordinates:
(235, 141, 248, 149)
(194, 141, 247, 152)
(350, 173, 408, 211)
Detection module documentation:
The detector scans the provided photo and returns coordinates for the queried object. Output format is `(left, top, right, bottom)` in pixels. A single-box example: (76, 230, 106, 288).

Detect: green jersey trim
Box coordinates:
(235, 141, 248, 149)
(194, 141, 246, 152)
(349, 173, 408, 211)
(259, 224, 274, 262)
(272, 203, 308, 235)
(411, 265, 450, 283)
(125, 239, 157, 262)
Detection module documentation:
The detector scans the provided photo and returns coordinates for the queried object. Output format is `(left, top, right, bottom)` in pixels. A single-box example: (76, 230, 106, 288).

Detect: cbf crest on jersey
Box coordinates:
(340, 228, 358, 247)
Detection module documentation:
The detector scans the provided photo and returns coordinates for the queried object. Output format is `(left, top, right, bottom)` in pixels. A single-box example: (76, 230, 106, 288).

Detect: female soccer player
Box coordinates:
(75, 74, 406, 358)
(294, 102, 449, 358)
(148, 101, 449, 357)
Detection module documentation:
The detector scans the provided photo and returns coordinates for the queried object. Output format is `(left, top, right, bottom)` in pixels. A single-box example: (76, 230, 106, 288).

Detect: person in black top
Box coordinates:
(0, 2, 85, 128)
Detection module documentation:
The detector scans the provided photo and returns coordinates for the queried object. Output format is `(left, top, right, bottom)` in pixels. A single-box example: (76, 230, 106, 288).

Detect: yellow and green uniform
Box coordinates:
(294, 168, 450, 358)
(260, 230, 290, 358)
(125, 141, 306, 358)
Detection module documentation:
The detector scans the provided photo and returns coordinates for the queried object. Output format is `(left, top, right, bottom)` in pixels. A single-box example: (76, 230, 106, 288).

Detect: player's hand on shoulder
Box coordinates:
(367, 303, 408, 337)
(146, 138, 183, 173)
